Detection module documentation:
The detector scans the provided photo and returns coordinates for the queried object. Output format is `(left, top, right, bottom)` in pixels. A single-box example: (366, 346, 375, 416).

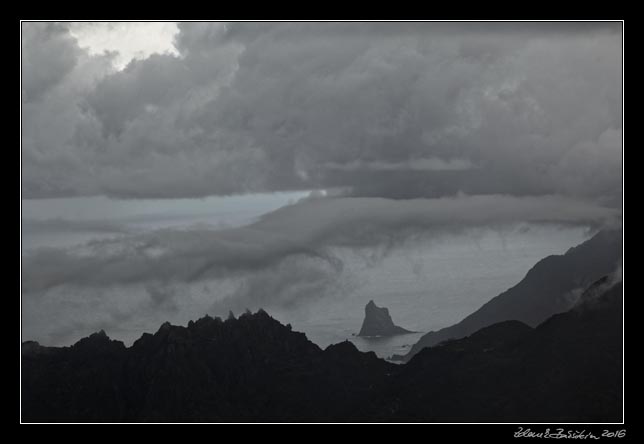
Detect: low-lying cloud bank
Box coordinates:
(21, 218, 132, 235)
(22, 194, 619, 295)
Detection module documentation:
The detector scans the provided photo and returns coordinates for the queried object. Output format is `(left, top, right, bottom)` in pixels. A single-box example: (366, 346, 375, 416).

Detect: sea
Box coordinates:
(21, 193, 592, 359)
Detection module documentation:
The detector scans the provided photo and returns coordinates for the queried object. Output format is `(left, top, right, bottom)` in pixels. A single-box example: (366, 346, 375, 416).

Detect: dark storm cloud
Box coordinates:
(21, 23, 80, 103)
(21, 23, 115, 199)
(22, 22, 622, 204)
(21, 194, 618, 294)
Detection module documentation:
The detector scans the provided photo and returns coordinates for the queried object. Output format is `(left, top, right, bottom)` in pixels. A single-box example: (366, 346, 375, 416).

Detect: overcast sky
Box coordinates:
(22, 21, 622, 203)
(21, 22, 623, 344)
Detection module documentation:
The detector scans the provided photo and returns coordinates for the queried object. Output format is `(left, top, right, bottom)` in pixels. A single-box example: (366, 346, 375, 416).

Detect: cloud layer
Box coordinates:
(21, 194, 618, 294)
(22, 22, 622, 204)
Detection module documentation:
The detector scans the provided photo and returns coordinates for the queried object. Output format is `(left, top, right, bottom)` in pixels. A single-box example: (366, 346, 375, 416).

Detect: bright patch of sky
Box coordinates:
(67, 22, 180, 70)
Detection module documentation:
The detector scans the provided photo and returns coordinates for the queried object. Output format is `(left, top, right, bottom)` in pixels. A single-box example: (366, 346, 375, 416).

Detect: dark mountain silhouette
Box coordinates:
(374, 280, 623, 422)
(393, 229, 622, 362)
(22, 277, 622, 422)
(357, 300, 413, 337)
(22, 309, 394, 422)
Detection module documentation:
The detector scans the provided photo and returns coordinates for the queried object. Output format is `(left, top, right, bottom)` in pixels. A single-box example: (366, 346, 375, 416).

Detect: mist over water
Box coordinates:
(21, 195, 592, 358)
(267, 226, 591, 357)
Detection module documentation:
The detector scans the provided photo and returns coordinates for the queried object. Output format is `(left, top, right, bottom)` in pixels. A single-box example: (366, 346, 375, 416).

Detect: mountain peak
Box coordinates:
(87, 329, 110, 341)
(71, 328, 125, 353)
(158, 321, 172, 332)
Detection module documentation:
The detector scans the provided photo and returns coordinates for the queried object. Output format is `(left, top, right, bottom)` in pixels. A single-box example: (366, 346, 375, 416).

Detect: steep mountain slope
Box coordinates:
(396, 229, 622, 362)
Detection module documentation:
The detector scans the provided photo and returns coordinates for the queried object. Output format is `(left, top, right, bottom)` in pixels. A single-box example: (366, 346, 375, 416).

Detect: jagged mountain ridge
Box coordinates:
(22, 310, 393, 422)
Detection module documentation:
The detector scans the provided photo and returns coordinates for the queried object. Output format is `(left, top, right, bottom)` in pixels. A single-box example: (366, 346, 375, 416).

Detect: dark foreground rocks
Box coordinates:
(22, 278, 622, 422)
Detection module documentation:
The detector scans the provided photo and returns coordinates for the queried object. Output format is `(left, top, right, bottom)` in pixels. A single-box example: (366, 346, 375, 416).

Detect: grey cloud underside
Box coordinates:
(21, 194, 619, 294)
(209, 254, 348, 315)
(21, 23, 87, 103)
(22, 22, 622, 204)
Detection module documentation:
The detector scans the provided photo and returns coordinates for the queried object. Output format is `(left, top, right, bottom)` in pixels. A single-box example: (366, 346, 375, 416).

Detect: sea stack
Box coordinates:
(358, 300, 413, 337)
